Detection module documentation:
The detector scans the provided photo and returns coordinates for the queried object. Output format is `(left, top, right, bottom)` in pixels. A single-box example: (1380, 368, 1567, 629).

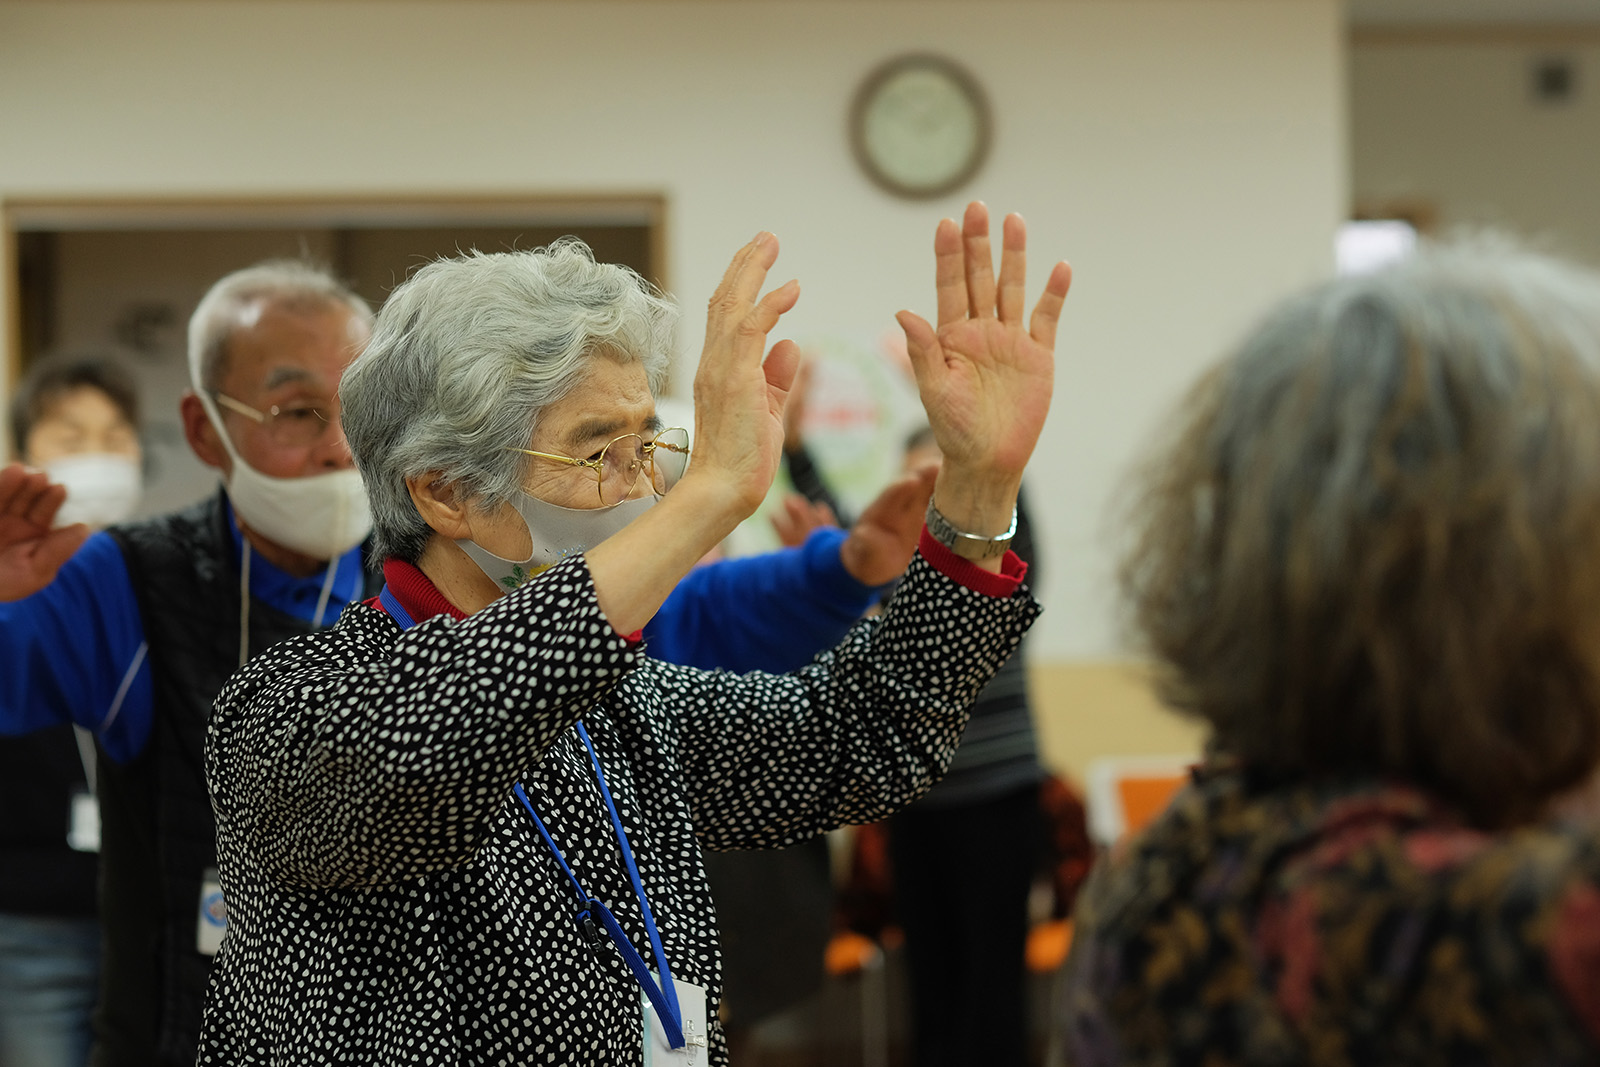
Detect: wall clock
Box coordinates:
(850, 54, 991, 199)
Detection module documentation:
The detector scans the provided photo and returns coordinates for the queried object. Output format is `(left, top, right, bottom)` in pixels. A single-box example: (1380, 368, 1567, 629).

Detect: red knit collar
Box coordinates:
(379, 558, 467, 623)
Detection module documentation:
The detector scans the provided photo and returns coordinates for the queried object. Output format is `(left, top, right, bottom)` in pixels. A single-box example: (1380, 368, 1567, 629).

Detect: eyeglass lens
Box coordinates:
(269, 405, 333, 447)
(596, 428, 690, 506)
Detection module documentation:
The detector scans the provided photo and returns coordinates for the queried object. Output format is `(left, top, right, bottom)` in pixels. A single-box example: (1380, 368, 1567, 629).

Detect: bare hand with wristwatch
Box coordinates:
(899, 201, 1071, 571)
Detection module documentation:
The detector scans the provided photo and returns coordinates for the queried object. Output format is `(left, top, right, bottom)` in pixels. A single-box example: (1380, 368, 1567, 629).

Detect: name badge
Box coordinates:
(67, 791, 100, 853)
(642, 974, 709, 1066)
(197, 867, 227, 956)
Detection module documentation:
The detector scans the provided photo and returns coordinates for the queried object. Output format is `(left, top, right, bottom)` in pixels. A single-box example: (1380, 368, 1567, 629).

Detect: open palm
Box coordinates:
(897, 204, 1071, 477)
(0, 464, 89, 601)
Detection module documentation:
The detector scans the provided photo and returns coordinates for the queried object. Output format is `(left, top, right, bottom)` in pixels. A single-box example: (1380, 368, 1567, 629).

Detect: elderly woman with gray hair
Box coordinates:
(195, 203, 1071, 1065)
(1061, 245, 1600, 1066)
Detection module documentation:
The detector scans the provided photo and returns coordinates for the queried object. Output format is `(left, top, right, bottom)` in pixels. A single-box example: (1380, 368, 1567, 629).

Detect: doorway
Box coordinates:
(4, 195, 666, 516)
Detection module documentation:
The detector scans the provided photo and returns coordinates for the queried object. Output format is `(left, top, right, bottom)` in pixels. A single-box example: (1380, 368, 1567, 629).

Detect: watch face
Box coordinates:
(852, 55, 990, 199)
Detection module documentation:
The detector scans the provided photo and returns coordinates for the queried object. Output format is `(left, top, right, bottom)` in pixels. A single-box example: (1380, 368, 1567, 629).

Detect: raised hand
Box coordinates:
(770, 493, 839, 548)
(838, 463, 939, 586)
(584, 234, 799, 635)
(896, 202, 1071, 482)
(0, 463, 90, 602)
(895, 203, 1070, 561)
(687, 232, 802, 518)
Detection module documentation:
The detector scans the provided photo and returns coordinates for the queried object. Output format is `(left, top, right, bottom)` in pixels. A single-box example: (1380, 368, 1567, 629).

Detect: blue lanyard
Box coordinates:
(376, 585, 686, 1049)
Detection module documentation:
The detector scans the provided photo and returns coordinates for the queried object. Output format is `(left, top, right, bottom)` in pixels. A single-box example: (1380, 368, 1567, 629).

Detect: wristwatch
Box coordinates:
(925, 500, 1017, 561)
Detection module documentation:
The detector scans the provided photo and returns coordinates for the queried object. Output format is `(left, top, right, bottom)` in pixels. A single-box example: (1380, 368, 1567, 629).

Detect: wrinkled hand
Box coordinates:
(687, 233, 803, 519)
(770, 492, 839, 548)
(896, 202, 1071, 479)
(0, 463, 89, 602)
(838, 464, 938, 586)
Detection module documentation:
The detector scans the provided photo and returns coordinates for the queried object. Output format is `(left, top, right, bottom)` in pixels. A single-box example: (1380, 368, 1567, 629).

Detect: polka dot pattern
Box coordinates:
(198, 552, 1039, 1065)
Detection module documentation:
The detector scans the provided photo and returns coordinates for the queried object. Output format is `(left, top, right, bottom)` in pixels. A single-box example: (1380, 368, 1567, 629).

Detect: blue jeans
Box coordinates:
(0, 913, 99, 1067)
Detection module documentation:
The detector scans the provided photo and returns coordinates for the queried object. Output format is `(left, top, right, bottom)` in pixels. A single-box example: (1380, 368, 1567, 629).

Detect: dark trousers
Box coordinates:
(888, 783, 1040, 1067)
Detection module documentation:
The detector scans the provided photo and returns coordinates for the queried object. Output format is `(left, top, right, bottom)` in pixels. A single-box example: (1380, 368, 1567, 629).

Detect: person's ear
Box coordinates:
(179, 391, 230, 473)
(407, 474, 473, 540)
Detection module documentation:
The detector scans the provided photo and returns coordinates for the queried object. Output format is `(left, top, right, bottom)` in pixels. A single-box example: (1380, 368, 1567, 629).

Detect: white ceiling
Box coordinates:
(1348, 0, 1600, 28)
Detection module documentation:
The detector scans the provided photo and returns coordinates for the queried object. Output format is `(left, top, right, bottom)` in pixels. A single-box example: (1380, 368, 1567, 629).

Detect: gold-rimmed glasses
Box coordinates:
(213, 392, 336, 448)
(510, 427, 691, 507)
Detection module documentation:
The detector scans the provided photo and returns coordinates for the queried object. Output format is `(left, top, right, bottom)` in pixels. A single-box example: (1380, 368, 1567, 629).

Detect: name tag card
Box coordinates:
(643, 975, 708, 1066)
(197, 868, 227, 956)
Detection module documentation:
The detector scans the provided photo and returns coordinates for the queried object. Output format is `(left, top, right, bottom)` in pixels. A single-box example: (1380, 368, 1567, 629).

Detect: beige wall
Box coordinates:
(1031, 661, 1202, 786)
(1352, 35, 1600, 264)
(0, 0, 1343, 775)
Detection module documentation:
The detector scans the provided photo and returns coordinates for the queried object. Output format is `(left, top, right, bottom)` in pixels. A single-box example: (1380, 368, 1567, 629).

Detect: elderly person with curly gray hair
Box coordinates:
(195, 203, 1071, 1065)
(1062, 243, 1600, 1066)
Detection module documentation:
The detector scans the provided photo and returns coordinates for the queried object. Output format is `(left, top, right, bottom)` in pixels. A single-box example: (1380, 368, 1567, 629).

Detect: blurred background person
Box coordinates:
(775, 388, 1051, 1066)
(1063, 243, 1600, 1065)
(1, 357, 141, 1067)
(888, 425, 1044, 1067)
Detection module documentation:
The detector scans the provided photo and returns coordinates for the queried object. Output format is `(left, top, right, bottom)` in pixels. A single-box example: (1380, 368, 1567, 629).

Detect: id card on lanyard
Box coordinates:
(379, 584, 696, 1056)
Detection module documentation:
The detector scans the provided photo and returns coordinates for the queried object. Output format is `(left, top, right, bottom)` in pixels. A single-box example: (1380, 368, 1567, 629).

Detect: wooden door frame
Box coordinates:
(2, 191, 670, 400)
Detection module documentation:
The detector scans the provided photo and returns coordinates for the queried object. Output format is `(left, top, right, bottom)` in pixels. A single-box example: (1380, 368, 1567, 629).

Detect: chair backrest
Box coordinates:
(1084, 755, 1195, 847)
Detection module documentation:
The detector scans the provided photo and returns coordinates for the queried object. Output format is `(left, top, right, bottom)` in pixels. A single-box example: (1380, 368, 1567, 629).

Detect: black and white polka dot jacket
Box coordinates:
(198, 550, 1038, 1065)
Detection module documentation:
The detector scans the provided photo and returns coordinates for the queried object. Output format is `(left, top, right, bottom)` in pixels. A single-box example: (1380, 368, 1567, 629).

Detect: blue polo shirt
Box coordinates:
(0, 503, 365, 765)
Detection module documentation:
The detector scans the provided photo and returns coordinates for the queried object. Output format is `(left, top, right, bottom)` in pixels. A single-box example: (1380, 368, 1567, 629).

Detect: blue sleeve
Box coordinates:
(643, 526, 886, 673)
(0, 531, 152, 764)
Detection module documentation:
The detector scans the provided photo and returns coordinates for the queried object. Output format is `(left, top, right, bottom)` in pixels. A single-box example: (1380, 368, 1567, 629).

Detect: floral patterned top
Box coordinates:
(1060, 760, 1600, 1067)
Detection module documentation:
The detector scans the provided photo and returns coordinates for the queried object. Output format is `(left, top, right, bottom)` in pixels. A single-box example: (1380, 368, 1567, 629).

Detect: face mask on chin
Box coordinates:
(195, 392, 372, 561)
(458, 490, 656, 592)
(43, 453, 143, 529)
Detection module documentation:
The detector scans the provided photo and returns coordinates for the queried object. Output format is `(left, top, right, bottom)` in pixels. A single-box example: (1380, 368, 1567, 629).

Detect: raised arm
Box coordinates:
(213, 554, 642, 890)
(682, 201, 1069, 841)
(896, 202, 1071, 573)
(583, 234, 802, 634)
(0, 465, 151, 759)
(646, 464, 935, 673)
(0, 463, 90, 602)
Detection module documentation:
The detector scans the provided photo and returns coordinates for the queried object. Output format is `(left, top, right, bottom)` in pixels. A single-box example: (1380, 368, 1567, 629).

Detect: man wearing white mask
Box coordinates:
(0, 260, 931, 1067)
(0, 264, 377, 1067)
(1, 357, 142, 1067)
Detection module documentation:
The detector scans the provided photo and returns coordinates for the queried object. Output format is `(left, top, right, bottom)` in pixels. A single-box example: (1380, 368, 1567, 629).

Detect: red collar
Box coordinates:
(369, 559, 467, 624)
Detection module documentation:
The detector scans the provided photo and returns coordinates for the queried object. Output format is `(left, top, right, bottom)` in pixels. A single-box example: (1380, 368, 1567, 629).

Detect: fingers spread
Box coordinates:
(1028, 261, 1074, 350)
(997, 213, 1028, 325)
(711, 232, 780, 323)
(748, 278, 800, 337)
(962, 201, 997, 319)
(934, 218, 966, 328)
(896, 310, 940, 389)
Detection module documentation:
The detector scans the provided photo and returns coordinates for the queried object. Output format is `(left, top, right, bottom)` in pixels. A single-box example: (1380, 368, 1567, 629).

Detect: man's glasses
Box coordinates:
(510, 427, 691, 507)
(214, 393, 335, 448)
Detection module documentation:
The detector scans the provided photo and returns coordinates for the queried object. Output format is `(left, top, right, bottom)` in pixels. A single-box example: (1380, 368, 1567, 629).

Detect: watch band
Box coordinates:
(925, 500, 1018, 561)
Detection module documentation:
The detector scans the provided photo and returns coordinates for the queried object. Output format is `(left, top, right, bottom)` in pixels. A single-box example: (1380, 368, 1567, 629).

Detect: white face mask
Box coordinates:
(195, 392, 372, 561)
(43, 453, 143, 529)
(459, 491, 656, 592)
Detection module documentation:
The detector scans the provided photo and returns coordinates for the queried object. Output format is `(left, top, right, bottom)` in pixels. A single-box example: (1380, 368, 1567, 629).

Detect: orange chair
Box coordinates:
(1084, 756, 1195, 848)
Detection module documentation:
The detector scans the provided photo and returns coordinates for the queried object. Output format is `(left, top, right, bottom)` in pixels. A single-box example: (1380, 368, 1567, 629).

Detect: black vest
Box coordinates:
(95, 490, 379, 1067)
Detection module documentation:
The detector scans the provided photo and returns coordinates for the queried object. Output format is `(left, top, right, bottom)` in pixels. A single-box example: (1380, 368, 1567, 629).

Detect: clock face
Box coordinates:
(852, 55, 990, 199)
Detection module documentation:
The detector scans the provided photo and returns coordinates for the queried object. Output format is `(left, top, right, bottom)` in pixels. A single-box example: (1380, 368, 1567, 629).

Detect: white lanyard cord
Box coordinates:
(71, 726, 98, 796)
(238, 538, 252, 668)
(96, 639, 148, 751)
(311, 552, 339, 629)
